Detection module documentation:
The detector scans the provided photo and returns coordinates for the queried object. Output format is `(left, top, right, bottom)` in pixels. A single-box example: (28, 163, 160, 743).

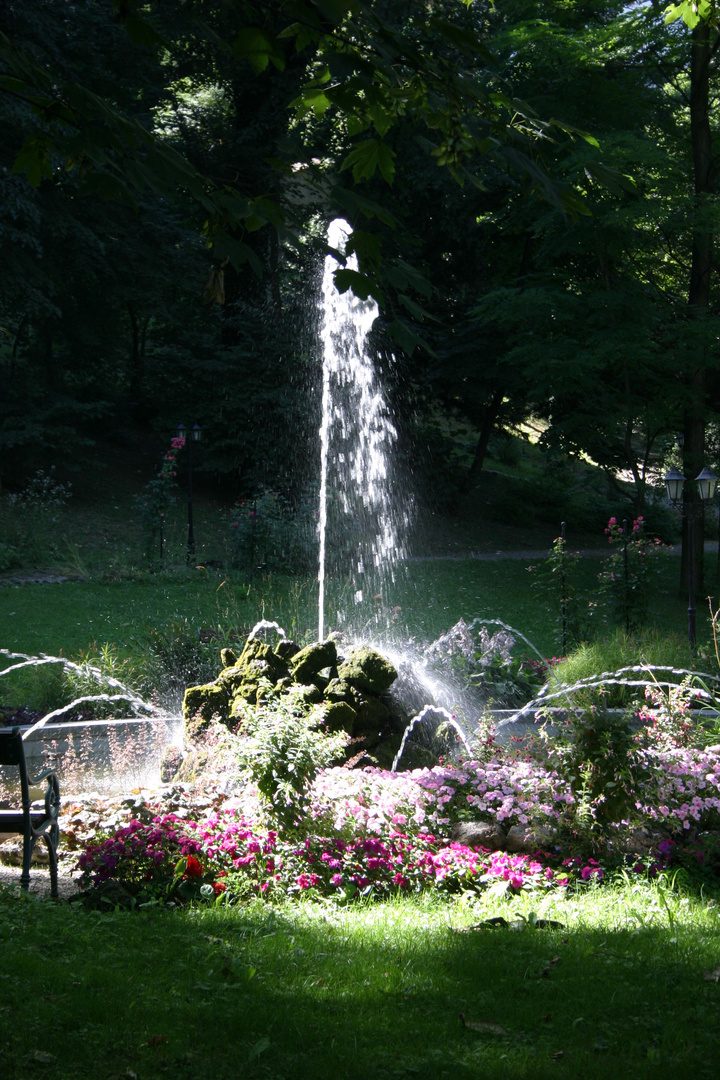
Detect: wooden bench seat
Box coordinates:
(0, 726, 60, 897)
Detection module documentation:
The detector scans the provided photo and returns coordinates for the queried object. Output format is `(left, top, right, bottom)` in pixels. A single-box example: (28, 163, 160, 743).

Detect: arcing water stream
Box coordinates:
(0, 649, 179, 793)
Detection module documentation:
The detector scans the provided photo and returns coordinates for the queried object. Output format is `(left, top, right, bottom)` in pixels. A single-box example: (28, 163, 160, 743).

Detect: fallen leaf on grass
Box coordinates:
(459, 1014, 507, 1034)
(146, 1035, 166, 1047)
(541, 955, 561, 978)
(703, 965, 720, 982)
(452, 916, 565, 933)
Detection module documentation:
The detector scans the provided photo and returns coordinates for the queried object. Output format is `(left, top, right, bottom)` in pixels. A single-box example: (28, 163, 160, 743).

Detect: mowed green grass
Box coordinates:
(1, 883, 719, 1080)
(0, 554, 714, 667)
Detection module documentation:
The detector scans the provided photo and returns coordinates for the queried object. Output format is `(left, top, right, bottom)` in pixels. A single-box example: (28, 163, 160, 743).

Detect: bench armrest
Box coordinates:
(27, 767, 58, 788)
(28, 769, 60, 821)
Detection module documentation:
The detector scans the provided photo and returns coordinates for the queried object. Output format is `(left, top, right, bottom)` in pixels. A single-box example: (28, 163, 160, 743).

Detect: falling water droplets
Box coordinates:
(317, 219, 407, 640)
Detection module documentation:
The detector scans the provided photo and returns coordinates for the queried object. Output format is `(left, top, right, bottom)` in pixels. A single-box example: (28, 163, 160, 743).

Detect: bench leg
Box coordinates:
(45, 830, 59, 900)
(20, 840, 32, 892)
(20, 834, 59, 898)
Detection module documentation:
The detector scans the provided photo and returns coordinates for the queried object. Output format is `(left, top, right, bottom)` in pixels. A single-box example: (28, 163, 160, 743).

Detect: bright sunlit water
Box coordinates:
(318, 219, 408, 641)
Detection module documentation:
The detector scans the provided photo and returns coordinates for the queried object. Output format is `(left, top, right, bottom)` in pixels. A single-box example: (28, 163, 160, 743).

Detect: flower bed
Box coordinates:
(77, 808, 587, 903)
(307, 760, 574, 836)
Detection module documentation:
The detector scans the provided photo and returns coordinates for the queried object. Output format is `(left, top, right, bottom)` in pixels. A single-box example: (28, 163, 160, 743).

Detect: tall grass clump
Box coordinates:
(551, 629, 696, 707)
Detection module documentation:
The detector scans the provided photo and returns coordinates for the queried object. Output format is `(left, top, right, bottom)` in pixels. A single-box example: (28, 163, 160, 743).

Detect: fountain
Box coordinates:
(317, 219, 411, 641)
(5, 217, 714, 794)
(0, 649, 182, 794)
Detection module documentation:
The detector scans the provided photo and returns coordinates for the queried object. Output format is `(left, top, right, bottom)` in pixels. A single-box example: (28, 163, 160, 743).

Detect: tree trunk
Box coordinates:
(468, 388, 503, 483)
(682, 21, 715, 596)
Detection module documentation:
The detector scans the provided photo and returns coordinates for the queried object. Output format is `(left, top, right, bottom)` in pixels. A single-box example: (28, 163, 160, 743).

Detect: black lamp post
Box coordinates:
(664, 465, 718, 648)
(177, 422, 201, 565)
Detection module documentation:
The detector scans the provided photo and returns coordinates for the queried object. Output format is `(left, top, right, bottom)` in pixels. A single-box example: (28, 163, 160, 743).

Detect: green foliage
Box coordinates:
(597, 516, 670, 633)
(426, 619, 543, 708)
(233, 691, 347, 831)
(544, 704, 649, 832)
(139, 619, 225, 698)
(230, 489, 317, 575)
(552, 629, 695, 708)
(528, 532, 592, 652)
(132, 435, 184, 563)
(0, 467, 72, 569)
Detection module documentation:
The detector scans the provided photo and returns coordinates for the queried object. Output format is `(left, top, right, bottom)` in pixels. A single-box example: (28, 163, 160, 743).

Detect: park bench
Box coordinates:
(0, 727, 60, 897)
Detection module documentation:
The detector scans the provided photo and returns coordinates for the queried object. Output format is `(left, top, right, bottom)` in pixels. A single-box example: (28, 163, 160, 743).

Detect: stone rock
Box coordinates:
(324, 678, 360, 706)
(353, 694, 390, 732)
(232, 638, 290, 685)
(159, 745, 185, 783)
(274, 638, 301, 663)
(505, 823, 558, 854)
(451, 820, 506, 851)
(295, 683, 323, 705)
(622, 826, 672, 855)
(337, 647, 397, 695)
(181, 631, 427, 774)
(183, 683, 230, 726)
(290, 640, 338, 683)
(386, 739, 438, 772)
(0, 838, 49, 866)
(318, 700, 357, 735)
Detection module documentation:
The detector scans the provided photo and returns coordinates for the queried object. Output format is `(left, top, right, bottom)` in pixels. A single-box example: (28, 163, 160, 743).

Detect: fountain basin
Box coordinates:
(0, 717, 182, 796)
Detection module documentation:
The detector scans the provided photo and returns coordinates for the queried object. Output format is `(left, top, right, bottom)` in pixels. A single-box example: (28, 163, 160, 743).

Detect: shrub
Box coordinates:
(233, 690, 348, 831)
(230, 488, 316, 574)
(597, 516, 669, 632)
(78, 814, 226, 904)
(425, 619, 544, 708)
(542, 705, 650, 831)
(0, 467, 72, 568)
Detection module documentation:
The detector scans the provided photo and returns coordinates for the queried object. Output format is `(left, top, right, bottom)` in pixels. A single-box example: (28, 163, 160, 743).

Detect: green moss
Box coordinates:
(290, 640, 338, 683)
(182, 683, 229, 725)
(318, 700, 357, 735)
(337, 647, 397, 695)
(353, 694, 390, 731)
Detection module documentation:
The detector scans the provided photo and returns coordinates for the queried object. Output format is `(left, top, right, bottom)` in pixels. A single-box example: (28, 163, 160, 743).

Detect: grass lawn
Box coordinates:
(1, 883, 719, 1080)
(0, 554, 713, 669)
(2, 455, 720, 1079)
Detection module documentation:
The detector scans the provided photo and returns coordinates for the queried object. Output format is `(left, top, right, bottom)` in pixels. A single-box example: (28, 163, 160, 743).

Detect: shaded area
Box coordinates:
(0, 891, 719, 1079)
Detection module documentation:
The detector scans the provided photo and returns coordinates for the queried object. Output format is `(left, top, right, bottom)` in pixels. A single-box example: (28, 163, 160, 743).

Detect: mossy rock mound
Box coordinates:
(318, 700, 357, 735)
(290, 640, 338, 684)
(181, 631, 440, 772)
(337, 648, 397, 695)
(183, 683, 230, 727)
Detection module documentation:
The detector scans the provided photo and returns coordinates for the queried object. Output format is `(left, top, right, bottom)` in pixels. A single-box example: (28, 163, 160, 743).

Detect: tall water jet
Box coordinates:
(317, 219, 409, 641)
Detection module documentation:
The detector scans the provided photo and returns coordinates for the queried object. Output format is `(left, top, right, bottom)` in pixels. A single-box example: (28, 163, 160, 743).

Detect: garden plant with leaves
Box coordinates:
(233, 687, 348, 831)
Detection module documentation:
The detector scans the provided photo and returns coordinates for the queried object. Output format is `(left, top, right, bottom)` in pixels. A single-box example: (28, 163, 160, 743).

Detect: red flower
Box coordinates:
(185, 855, 203, 878)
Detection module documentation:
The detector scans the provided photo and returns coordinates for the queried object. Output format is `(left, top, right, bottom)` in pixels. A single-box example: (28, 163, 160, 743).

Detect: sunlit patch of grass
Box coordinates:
(1, 878, 719, 1079)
